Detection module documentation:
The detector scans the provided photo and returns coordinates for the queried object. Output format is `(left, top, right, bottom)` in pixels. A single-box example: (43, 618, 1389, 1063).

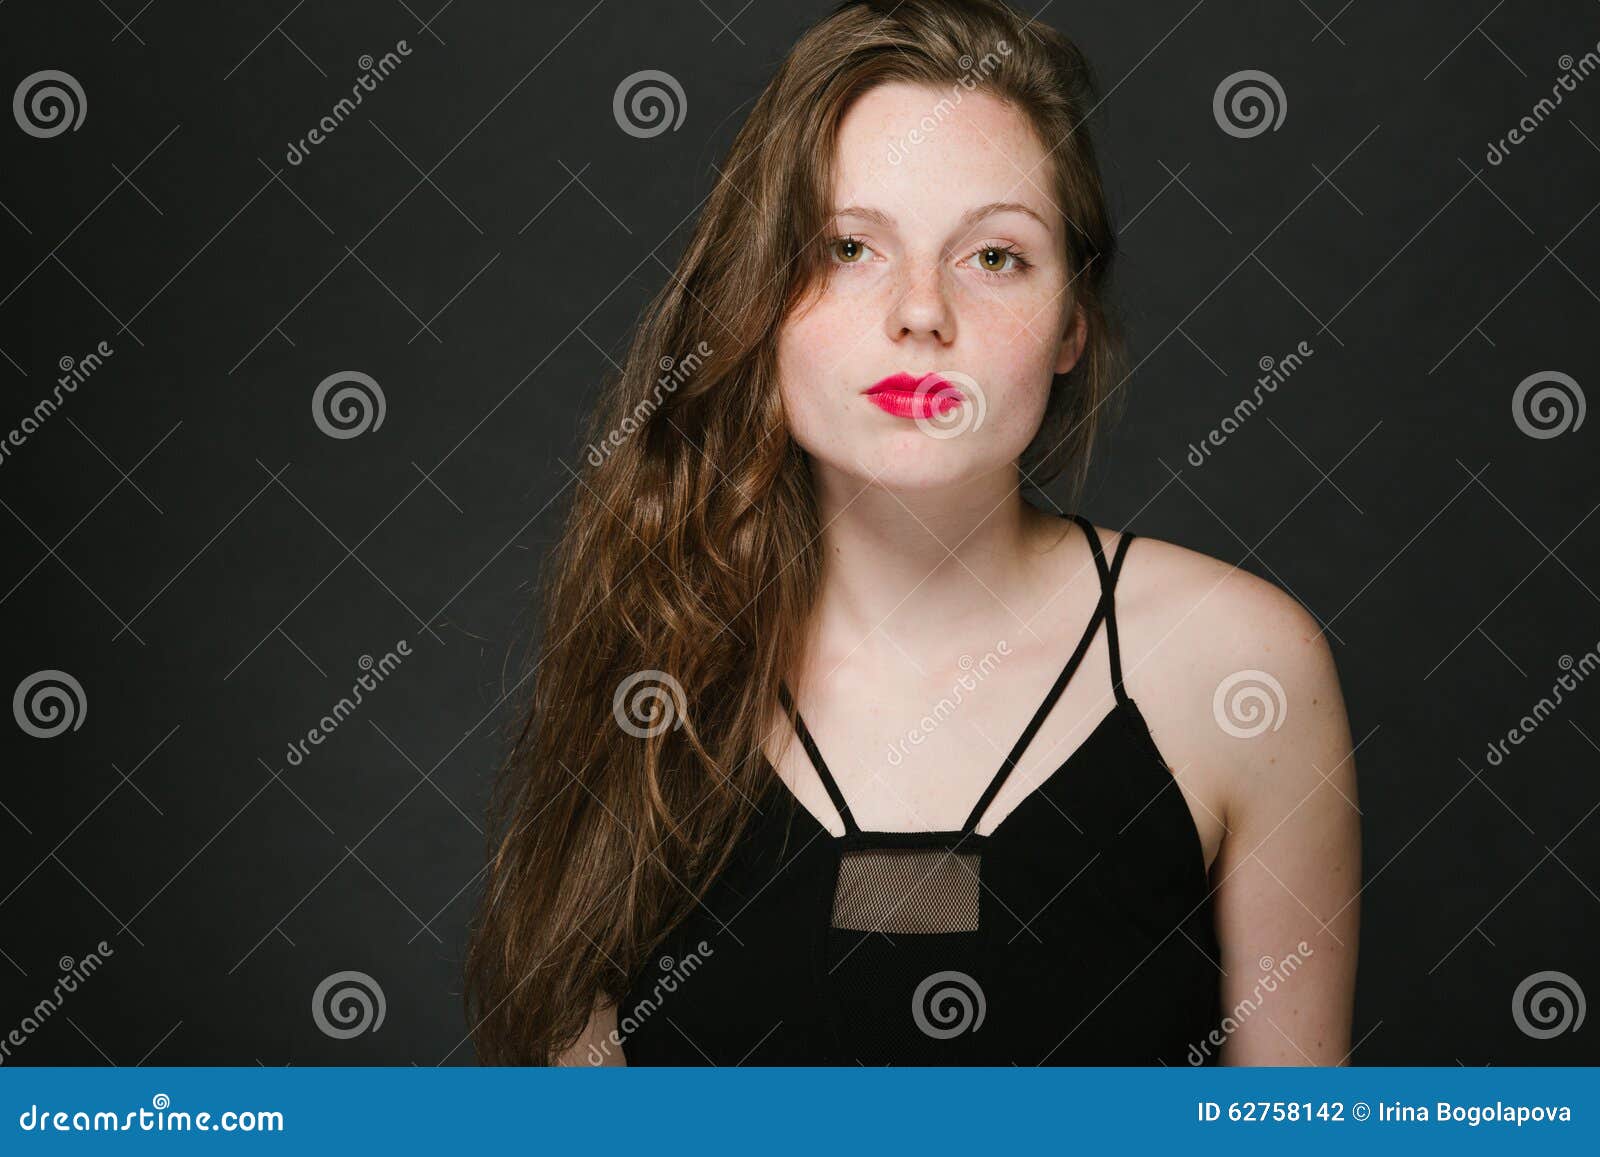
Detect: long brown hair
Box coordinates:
(464, 0, 1126, 1064)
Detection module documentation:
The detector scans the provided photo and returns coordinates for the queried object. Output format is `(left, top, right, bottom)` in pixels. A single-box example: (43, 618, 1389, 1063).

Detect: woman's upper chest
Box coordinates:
(763, 643, 1229, 876)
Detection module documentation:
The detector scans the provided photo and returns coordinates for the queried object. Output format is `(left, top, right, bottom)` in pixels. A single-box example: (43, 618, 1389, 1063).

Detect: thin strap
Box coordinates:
(1071, 513, 1135, 705)
(776, 682, 861, 835)
(778, 517, 1138, 839)
(1104, 528, 1136, 707)
(960, 514, 1133, 834)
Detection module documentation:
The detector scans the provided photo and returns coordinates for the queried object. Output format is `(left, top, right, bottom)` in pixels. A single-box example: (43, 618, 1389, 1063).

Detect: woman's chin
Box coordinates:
(833, 440, 1011, 495)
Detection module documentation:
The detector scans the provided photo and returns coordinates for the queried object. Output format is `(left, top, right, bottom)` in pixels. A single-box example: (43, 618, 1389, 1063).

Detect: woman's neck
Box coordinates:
(804, 462, 1071, 673)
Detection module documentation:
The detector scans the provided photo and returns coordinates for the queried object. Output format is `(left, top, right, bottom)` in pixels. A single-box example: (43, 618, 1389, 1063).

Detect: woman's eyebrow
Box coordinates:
(829, 200, 1052, 231)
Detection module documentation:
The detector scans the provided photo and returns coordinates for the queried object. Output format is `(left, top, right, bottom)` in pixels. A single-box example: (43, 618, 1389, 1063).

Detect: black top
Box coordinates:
(618, 514, 1223, 1065)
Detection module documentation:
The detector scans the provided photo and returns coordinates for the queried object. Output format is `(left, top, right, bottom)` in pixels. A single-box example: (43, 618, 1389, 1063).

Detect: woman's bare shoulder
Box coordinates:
(1088, 522, 1349, 824)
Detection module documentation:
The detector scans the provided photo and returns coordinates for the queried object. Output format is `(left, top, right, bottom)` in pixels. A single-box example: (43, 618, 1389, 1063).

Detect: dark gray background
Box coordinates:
(1, 0, 1596, 1065)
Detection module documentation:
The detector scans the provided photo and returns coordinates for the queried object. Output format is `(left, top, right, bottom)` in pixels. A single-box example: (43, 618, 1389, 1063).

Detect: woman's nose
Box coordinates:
(885, 258, 955, 345)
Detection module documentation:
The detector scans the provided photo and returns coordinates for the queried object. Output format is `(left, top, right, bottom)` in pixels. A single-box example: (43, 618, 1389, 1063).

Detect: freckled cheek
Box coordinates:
(777, 285, 1064, 430)
(954, 293, 1063, 426)
(777, 305, 864, 413)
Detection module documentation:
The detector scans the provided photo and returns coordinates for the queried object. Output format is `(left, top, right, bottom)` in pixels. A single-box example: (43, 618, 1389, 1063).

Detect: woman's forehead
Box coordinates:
(829, 81, 1059, 236)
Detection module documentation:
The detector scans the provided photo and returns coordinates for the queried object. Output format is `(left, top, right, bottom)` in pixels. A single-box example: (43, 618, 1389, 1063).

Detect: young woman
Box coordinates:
(465, 0, 1360, 1066)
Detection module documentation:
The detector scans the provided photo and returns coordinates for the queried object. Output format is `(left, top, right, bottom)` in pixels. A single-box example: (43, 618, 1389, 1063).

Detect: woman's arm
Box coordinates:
(1210, 594, 1362, 1065)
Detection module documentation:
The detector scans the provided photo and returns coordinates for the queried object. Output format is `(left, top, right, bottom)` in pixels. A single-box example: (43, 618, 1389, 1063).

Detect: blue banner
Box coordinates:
(2, 1067, 1594, 1152)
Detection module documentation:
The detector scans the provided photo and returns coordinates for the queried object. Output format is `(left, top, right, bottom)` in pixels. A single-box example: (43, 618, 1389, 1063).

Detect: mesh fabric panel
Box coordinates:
(830, 847, 982, 934)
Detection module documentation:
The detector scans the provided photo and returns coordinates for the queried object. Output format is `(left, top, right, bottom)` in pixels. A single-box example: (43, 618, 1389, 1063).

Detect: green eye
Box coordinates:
(832, 236, 868, 263)
(973, 246, 1016, 273)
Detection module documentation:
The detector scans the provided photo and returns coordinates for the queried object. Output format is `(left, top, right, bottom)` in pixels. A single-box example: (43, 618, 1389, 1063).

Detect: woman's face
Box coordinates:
(777, 80, 1086, 493)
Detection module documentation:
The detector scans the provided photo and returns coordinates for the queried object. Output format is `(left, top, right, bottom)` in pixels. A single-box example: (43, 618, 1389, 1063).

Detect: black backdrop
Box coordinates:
(1, 0, 1596, 1065)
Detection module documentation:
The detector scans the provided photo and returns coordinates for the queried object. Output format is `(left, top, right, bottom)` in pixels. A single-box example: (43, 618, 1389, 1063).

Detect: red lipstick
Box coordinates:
(863, 371, 963, 419)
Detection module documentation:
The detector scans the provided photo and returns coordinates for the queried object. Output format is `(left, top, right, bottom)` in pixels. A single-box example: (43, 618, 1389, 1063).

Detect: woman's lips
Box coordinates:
(863, 371, 963, 419)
